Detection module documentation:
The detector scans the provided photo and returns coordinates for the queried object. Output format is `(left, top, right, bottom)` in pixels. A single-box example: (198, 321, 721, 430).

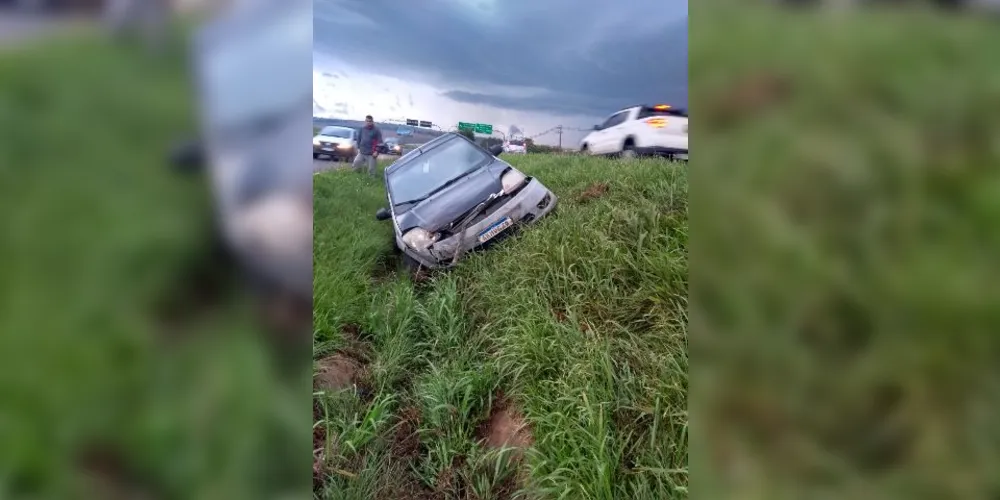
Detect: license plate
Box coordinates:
(321, 147, 333, 152)
(478, 217, 513, 243)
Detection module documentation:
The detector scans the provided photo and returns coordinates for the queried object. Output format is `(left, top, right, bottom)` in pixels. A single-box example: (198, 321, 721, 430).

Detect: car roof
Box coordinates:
(615, 104, 688, 114)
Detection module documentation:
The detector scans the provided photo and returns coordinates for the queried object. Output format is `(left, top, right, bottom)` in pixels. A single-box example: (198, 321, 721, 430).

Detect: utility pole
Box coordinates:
(557, 125, 563, 150)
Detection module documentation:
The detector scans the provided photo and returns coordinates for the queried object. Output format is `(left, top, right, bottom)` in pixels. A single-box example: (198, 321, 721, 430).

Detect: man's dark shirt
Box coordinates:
(358, 125, 382, 154)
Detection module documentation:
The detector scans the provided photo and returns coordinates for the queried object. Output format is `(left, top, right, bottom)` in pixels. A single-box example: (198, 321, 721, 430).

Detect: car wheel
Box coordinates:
(313, 153, 318, 159)
(621, 144, 637, 160)
(580, 143, 589, 155)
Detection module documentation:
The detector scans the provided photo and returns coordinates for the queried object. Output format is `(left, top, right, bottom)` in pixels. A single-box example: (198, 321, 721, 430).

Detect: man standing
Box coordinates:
(353, 115, 382, 176)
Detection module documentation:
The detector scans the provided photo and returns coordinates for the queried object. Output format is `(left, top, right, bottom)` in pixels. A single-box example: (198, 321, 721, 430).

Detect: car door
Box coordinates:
(594, 111, 629, 154)
(588, 112, 619, 154)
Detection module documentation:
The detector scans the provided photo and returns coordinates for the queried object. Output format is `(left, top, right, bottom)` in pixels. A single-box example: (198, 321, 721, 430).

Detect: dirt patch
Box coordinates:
(390, 405, 423, 459)
(577, 182, 610, 203)
(313, 400, 329, 491)
(341, 323, 361, 339)
(332, 323, 374, 363)
(707, 72, 794, 128)
(76, 445, 153, 500)
(553, 308, 568, 323)
(478, 398, 534, 456)
(314, 354, 363, 391)
(435, 466, 459, 496)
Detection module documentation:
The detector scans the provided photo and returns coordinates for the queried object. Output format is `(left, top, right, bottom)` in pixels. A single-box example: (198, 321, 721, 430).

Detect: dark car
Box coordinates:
(377, 138, 403, 155)
(374, 133, 558, 270)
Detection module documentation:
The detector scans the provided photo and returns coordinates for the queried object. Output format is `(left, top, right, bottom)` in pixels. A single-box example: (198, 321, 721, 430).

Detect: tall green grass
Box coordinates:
(313, 154, 688, 499)
(0, 32, 308, 498)
(691, 2, 1000, 498)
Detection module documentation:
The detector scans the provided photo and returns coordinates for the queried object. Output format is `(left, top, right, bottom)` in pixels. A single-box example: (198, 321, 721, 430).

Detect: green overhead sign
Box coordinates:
(458, 122, 493, 134)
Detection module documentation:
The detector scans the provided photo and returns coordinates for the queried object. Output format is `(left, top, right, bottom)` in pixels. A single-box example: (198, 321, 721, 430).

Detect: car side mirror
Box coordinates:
(169, 138, 205, 173)
(375, 207, 391, 221)
(488, 144, 504, 156)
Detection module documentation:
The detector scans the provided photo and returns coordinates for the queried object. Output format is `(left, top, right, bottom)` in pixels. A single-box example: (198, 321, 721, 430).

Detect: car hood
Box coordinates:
(393, 159, 509, 233)
(316, 135, 354, 145)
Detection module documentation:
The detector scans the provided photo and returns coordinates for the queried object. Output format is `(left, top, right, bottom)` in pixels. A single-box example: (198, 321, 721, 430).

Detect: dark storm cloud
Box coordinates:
(442, 90, 618, 117)
(314, 0, 687, 118)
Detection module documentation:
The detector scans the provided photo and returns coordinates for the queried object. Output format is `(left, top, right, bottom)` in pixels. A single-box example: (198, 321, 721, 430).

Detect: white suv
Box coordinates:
(579, 104, 687, 160)
(503, 138, 527, 154)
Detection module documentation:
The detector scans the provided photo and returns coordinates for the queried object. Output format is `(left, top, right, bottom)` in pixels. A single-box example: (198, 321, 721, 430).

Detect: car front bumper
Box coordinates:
(314, 144, 356, 159)
(398, 178, 558, 268)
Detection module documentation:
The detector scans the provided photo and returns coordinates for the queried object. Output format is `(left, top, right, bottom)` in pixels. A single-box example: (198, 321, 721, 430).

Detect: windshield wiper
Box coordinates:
(393, 196, 430, 207)
(392, 170, 474, 207)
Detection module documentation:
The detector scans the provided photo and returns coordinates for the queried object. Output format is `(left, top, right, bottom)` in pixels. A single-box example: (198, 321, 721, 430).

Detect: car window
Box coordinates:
(599, 111, 629, 129)
(320, 127, 353, 138)
(387, 136, 492, 204)
(598, 113, 619, 130)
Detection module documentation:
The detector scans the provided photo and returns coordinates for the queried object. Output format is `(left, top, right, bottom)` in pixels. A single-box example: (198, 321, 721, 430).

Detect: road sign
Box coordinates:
(419, 120, 432, 128)
(405, 119, 418, 126)
(458, 122, 493, 134)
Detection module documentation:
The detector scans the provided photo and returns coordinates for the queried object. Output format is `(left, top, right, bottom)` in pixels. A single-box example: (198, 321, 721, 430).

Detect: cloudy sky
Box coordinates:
(313, 0, 687, 146)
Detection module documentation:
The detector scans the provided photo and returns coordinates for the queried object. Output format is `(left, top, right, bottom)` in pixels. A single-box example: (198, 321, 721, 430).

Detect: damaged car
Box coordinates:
(169, 0, 313, 303)
(374, 132, 558, 270)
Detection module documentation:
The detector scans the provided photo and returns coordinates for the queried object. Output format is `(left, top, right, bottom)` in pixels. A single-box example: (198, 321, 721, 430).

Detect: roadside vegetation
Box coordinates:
(0, 31, 306, 498)
(691, 2, 1000, 498)
(313, 154, 688, 499)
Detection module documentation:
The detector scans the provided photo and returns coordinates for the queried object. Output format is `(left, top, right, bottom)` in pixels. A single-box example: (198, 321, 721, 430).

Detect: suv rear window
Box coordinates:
(637, 106, 687, 119)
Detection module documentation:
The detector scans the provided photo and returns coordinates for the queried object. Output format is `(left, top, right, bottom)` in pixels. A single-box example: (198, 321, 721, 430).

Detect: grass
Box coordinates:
(0, 30, 308, 498)
(313, 154, 688, 499)
(690, 2, 1000, 498)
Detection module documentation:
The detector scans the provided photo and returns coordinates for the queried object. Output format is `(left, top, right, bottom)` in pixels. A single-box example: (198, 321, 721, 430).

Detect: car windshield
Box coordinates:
(387, 136, 493, 204)
(320, 127, 352, 138)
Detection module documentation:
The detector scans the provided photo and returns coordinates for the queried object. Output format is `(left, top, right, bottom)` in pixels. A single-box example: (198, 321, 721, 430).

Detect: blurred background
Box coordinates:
(0, 0, 312, 498)
(10, 0, 1000, 497)
(691, 0, 1000, 498)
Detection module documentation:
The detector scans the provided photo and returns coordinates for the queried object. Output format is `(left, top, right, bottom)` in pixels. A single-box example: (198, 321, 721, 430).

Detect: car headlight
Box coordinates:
(312, 137, 320, 145)
(501, 168, 527, 194)
(337, 143, 351, 149)
(402, 228, 439, 251)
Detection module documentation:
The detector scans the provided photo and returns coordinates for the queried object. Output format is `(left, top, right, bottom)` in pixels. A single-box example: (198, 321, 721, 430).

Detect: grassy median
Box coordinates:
(313, 154, 688, 499)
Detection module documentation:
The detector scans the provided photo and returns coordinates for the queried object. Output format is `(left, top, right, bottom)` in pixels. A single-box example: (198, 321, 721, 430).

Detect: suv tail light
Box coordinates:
(645, 117, 667, 128)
